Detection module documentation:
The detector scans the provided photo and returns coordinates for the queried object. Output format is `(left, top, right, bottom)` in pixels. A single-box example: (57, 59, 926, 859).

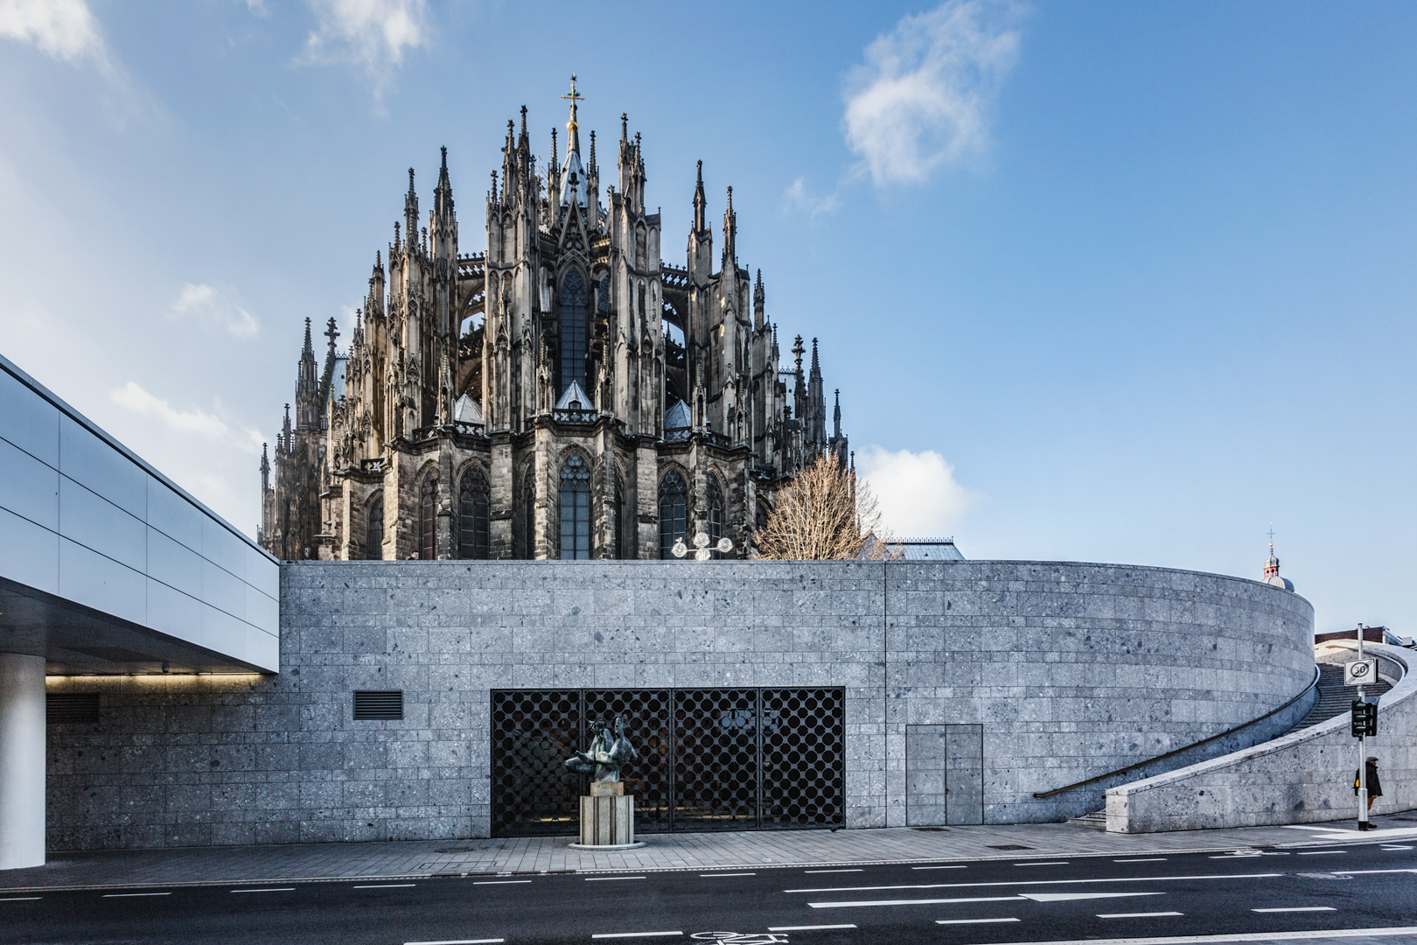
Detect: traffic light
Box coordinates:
(1351, 700, 1377, 738)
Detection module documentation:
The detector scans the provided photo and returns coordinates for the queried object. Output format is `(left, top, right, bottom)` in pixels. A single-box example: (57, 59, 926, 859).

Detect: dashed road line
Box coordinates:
(404, 939, 505, 945)
(1016, 861, 1069, 866)
(785, 872, 1282, 894)
(353, 884, 417, 889)
(911, 865, 966, 870)
(1099, 912, 1183, 919)
(590, 933, 682, 940)
(978, 929, 1417, 944)
(804, 869, 862, 874)
(767, 925, 858, 932)
(102, 892, 171, 898)
(231, 888, 296, 894)
(1296, 850, 1346, 855)
(0, 897, 41, 901)
(1114, 858, 1167, 863)
(1021, 893, 1163, 903)
(699, 873, 756, 878)
(1252, 907, 1337, 913)
(472, 880, 531, 886)
(936, 918, 1021, 925)
(809, 895, 1020, 909)
(585, 876, 646, 882)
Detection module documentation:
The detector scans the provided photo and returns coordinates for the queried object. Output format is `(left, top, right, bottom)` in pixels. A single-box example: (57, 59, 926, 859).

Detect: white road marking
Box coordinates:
(767, 925, 858, 932)
(935, 918, 1021, 925)
(590, 933, 682, 940)
(1017, 861, 1069, 866)
(976, 929, 1417, 944)
(784, 872, 1281, 894)
(472, 880, 531, 885)
(103, 892, 171, 898)
(1252, 907, 1337, 913)
(231, 888, 296, 893)
(1114, 859, 1167, 863)
(699, 873, 756, 878)
(911, 864, 966, 870)
(0, 897, 41, 901)
(404, 939, 505, 944)
(1382, 845, 1414, 850)
(1021, 893, 1164, 903)
(1098, 912, 1183, 919)
(353, 884, 417, 889)
(1333, 869, 1417, 876)
(809, 895, 1021, 909)
(805, 869, 862, 874)
(1296, 850, 1346, 855)
(585, 876, 646, 882)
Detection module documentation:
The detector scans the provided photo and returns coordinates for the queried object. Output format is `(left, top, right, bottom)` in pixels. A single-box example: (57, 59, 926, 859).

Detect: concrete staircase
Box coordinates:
(1289, 662, 1391, 732)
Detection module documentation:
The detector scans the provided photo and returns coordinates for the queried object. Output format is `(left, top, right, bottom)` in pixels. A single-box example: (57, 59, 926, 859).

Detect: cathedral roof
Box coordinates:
(555, 380, 592, 411)
(665, 398, 691, 430)
(455, 393, 483, 424)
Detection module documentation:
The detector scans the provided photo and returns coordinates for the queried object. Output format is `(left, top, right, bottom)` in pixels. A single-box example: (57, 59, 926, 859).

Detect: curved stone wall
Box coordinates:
(43, 559, 1314, 849)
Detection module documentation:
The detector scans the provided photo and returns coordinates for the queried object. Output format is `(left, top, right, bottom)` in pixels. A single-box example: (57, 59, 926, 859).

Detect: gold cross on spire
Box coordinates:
(562, 74, 584, 127)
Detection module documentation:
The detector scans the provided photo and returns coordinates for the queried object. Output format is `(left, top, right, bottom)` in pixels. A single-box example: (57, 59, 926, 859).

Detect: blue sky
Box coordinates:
(1, 0, 1414, 634)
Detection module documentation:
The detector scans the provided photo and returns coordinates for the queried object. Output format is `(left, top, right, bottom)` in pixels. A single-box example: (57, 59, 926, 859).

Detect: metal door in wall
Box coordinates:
(905, 723, 984, 826)
(490, 688, 844, 836)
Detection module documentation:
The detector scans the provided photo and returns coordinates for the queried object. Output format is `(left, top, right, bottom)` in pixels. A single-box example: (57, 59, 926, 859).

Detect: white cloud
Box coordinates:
(0, 0, 108, 66)
(784, 177, 840, 219)
(857, 445, 976, 537)
(110, 382, 230, 439)
(170, 283, 259, 339)
(300, 0, 429, 90)
(843, 0, 1024, 186)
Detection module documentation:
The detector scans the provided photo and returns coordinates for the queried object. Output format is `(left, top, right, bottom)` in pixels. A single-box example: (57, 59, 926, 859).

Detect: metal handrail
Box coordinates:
(1033, 662, 1322, 798)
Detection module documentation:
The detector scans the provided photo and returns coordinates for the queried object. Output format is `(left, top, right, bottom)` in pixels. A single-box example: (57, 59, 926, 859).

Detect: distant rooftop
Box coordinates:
(876, 537, 965, 561)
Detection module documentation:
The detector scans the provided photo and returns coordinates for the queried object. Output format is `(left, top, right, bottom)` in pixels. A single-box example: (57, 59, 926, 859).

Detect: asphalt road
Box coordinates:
(3, 839, 1416, 945)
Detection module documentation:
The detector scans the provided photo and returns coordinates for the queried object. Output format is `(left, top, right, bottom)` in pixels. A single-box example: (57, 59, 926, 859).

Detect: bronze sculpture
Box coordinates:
(565, 716, 638, 783)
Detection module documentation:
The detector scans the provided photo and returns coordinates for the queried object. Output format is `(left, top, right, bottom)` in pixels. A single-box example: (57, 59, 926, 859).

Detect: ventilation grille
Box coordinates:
(491, 687, 845, 836)
(48, 693, 100, 724)
(353, 690, 403, 721)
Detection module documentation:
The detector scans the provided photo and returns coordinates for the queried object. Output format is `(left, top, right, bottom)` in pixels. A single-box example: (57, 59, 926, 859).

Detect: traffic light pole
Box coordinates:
(1357, 626, 1369, 830)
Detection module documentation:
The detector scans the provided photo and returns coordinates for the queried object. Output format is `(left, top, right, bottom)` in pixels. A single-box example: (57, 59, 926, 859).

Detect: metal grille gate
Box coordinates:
(490, 688, 845, 836)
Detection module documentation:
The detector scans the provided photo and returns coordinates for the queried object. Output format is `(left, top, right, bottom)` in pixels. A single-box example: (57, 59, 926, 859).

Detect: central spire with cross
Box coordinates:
(562, 74, 584, 157)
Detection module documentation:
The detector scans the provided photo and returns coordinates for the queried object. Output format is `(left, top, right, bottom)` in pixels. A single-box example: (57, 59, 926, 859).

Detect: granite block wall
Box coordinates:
(1108, 642, 1413, 832)
(45, 559, 1314, 850)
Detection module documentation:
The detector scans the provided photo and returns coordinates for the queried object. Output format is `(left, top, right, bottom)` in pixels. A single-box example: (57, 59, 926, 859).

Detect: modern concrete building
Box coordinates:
(0, 354, 279, 869)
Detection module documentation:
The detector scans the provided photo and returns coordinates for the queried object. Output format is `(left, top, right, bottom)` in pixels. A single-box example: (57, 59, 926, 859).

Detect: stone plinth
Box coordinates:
(574, 782, 638, 848)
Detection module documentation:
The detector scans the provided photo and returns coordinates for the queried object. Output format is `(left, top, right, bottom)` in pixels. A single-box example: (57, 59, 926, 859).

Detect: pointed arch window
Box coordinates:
(419, 476, 438, 560)
(366, 492, 384, 560)
(459, 467, 490, 560)
(659, 471, 688, 559)
(559, 454, 591, 560)
(635, 223, 648, 269)
(520, 470, 536, 560)
(707, 478, 724, 552)
(612, 472, 625, 560)
(559, 270, 588, 395)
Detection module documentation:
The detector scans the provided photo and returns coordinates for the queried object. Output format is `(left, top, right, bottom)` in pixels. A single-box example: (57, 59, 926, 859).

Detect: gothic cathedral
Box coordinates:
(260, 83, 847, 561)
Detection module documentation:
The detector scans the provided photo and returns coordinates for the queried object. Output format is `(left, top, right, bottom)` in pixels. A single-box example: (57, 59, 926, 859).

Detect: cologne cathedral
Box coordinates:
(260, 84, 846, 561)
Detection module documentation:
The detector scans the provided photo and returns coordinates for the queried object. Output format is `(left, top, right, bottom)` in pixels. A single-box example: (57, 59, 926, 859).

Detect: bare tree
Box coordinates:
(753, 454, 897, 560)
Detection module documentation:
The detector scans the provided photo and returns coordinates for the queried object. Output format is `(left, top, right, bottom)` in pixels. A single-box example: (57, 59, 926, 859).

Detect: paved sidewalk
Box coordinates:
(3, 814, 1413, 892)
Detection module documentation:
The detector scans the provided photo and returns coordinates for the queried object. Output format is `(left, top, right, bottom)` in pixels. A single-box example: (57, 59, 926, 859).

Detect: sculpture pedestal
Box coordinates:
(569, 782, 644, 849)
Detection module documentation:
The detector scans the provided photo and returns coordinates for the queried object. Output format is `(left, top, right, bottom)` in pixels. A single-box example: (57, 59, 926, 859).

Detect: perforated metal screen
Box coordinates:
(490, 688, 845, 836)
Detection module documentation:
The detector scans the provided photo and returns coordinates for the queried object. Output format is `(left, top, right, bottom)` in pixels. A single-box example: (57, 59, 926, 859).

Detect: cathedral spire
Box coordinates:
(722, 185, 736, 266)
(833, 389, 841, 440)
(693, 160, 707, 232)
(562, 74, 583, 158)
(559, 76, 588, 207)
(404, 168, 418, 245)
(754, 268, 765, 327)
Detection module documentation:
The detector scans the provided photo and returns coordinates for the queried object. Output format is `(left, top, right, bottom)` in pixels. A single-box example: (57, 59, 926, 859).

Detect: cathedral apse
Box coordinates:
(260, 81, 847, 562)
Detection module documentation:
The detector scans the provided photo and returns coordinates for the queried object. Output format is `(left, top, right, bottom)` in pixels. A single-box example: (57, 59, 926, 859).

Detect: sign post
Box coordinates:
(1345, 624, 1379, 831)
